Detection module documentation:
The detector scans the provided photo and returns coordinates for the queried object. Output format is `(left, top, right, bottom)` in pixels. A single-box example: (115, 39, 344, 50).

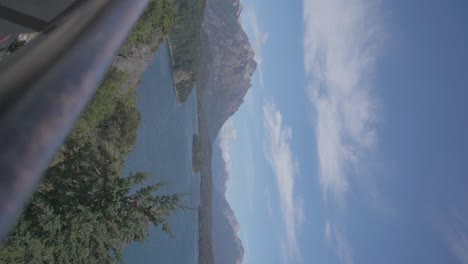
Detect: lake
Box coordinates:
(122, 41, 199, 264)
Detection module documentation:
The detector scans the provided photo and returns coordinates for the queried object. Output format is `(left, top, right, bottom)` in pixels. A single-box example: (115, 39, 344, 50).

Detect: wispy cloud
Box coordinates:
(325, 221, 354, 264)
(303, 0, 383, 204)
(220, 117, 256, 209)
(219, 117, 238, 174)
(244, 8, 268, 89)
(242, 236, 252, 264)
(263, 101, 304, 263)
(303, 0, 385, 262)
(440, 209, 468, 264)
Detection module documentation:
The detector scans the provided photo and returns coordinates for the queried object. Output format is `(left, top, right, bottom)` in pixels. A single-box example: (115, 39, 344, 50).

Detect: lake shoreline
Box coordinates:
(122, 40, 200, 263)
(193, 73, 215, 263)
(166, 38, 183, 106)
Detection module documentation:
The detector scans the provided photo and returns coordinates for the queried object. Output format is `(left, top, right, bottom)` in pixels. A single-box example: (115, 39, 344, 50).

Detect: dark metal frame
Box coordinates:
(0, 0, 149, 241)
(0, 5, 49, 31)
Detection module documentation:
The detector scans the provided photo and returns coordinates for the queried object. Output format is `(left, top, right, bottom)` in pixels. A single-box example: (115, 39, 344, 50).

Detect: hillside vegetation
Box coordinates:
(169, 0, 207, 103)
(120, 0, 177, 56)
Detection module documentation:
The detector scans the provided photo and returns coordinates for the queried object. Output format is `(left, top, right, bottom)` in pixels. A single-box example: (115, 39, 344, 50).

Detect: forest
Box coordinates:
(169, 0, 207, 103)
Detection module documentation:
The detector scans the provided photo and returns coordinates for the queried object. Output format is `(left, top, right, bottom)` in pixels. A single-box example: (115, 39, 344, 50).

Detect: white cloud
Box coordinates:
(303, 0, 383, 204)
(325, 220, 353, 264)
(331, 222, 354, 264)
(440, 209, 468, 264)
(219, 118, 238, 174)
(243, 236, 252, 264)
(221, 117, 256, 209)
(244, 8, 268, 89)
(303, 0, 385, 263)
(263, 101, 304, 263)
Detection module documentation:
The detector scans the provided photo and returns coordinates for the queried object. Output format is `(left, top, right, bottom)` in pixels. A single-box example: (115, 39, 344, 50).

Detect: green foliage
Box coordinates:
(72, 68, 129, 136)
(169, 0, 207, 103)
(120, 0, 177, 55)
(0, 68, 184, 263)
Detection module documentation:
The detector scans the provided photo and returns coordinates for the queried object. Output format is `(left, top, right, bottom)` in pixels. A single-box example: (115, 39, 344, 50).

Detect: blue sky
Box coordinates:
(220, 0, 468, 263)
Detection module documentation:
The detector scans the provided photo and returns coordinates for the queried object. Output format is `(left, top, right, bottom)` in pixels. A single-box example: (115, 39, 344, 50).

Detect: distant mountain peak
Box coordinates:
(197, 0, 257, 262)
(210, 141, 245, 264)
(199, 0, 257, 140)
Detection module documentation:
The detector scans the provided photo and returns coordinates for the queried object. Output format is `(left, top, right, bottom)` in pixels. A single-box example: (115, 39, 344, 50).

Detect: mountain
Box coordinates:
(212, 143, 244, 264)
(198, 0, 257, 140)
(195, 0, 256, 263)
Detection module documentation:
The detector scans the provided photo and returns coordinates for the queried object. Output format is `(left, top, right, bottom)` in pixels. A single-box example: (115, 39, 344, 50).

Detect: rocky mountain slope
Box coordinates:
(198, 0, 257, 140)
(212, 143, 244, 264)
(195, 0, 256, 263)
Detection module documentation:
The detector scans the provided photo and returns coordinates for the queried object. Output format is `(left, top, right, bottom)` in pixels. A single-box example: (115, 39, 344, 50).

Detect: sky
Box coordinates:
(220, 0, 468, 263)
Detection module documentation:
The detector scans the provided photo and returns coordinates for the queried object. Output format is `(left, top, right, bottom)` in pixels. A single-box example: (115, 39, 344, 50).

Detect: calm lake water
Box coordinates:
(122, 41, 199, 264)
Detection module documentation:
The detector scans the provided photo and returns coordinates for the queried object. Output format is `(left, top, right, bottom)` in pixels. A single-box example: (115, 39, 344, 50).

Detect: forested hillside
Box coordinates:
(169, 0, 207, 103)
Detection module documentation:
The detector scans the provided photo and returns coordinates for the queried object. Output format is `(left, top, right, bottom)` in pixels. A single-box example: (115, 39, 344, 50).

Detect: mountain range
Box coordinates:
(195, 0, 256, 263)
(199, 0, 257, 139)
